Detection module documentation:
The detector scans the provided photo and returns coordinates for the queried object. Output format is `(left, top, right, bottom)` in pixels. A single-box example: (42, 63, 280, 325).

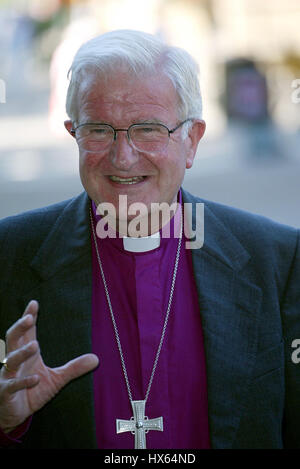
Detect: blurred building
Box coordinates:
(0, 0, 299, 225)
(2, 0, 300, 135)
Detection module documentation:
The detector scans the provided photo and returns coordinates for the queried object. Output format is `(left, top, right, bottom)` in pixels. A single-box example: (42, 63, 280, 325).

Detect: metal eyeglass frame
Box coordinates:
(70, 119, 193, 145)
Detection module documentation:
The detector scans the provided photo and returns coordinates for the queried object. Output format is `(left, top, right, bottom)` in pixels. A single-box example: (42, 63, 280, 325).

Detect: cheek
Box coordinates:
(163, 147, 187, 177)
(80, 152, 102, 172)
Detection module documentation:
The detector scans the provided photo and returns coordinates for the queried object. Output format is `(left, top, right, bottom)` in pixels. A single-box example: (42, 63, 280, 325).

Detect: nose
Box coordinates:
(110, 130, 139, 170)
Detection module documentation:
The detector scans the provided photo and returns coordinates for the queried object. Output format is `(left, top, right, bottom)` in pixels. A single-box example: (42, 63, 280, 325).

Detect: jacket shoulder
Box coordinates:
(182, 189, 299, 280)
(0, 198, 73, 244)
(182, 189, 299, 242)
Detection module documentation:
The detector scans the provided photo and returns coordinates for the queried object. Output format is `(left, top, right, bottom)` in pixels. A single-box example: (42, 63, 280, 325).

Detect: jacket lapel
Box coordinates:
(182, 190, 262, 448)
(23, 192, 97, 448)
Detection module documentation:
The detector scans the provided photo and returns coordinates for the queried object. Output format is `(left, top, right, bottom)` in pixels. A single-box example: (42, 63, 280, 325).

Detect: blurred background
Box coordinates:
(0, 0, 299, 227)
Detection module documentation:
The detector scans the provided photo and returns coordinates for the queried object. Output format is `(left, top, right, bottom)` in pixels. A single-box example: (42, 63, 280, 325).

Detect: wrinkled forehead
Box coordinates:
(74, 65, 180, 119)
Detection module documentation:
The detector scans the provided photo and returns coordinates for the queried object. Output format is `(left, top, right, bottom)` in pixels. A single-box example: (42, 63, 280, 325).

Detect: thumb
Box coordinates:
(55, 353, 99, 386)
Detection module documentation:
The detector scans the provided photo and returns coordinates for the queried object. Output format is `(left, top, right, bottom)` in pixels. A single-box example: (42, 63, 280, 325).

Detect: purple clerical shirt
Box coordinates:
(91, 192, 210, 449)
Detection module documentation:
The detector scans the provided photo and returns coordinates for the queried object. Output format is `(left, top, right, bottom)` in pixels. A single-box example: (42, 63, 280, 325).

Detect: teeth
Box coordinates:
(109, 176, 144, 184)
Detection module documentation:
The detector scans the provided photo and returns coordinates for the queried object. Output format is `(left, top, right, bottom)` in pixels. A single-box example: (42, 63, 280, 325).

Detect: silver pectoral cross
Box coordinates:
(116, 400, 163, 449)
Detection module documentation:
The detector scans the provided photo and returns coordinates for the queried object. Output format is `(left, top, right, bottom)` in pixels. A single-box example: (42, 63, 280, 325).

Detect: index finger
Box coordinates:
(5, 300, 39, 354)
(0, 339, 5, 363)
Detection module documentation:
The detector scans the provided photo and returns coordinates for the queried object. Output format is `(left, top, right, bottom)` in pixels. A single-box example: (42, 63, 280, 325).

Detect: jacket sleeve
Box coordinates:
(0, 417, 32, 448)
(281, 229, 300, 448)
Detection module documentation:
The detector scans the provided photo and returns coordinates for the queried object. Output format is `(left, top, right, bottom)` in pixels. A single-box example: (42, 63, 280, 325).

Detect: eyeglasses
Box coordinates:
(71, 119, 192, 154)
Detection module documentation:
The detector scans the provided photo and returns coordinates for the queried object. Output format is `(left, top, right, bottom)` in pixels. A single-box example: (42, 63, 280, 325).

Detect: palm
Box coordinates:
(6, 355, 61, 420)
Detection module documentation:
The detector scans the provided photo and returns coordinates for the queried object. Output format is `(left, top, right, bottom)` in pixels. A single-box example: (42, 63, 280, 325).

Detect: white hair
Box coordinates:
(66, 29, 203, 134)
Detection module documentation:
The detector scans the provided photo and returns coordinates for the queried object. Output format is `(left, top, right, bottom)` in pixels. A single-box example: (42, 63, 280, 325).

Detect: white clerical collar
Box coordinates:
(123, 231, 160, 253)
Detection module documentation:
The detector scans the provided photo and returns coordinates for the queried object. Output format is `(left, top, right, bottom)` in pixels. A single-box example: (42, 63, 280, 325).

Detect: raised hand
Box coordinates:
(0, 300, 99, 434)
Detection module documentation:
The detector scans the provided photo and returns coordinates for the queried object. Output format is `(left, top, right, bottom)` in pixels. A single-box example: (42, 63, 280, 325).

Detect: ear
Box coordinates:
(64, 120, 76, 138)
(185, 120, 206, 169)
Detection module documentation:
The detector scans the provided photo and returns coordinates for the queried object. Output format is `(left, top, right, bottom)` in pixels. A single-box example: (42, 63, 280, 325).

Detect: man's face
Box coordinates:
(65, 68, 205, 226)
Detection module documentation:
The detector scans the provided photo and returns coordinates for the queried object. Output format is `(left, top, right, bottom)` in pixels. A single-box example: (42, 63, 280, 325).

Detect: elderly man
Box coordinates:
(0, 30, 299, 450)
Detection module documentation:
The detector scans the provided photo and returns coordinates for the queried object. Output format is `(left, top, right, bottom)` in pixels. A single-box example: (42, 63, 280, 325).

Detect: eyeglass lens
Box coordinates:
(75, 124, 169, 152)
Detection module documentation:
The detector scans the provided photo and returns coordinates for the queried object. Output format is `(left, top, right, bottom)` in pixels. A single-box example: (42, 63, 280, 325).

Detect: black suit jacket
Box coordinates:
(0, 190, 299, 448)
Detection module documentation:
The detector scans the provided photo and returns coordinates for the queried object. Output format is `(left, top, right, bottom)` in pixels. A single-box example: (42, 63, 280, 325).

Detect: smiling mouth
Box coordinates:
(108, 176, 146, 185)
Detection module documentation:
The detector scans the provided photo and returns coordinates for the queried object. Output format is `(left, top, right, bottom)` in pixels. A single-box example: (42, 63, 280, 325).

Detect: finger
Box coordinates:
(55, 354, 99, 387)
(5, 315, 34, 354)
(22, 300, 39, 319)
(6, 301, 39, 353)
(3, 374, 40, 395)
(21, 300, 39, 343)
(0, 339, 5, 363)
(2, 341, 39, 375)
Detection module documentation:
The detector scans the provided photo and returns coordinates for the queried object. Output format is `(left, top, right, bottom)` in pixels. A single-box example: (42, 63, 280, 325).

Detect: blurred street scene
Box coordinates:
(1, 0, 300, 227)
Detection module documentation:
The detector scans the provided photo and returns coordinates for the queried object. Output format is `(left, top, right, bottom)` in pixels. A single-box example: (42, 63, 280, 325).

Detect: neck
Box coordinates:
(94, 192, 181, 238)
(111, 202, 180, 238)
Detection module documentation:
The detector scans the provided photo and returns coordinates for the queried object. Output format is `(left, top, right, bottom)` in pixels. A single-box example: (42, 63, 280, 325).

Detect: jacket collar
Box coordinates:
(181, 189, 250, 272)
(30, 192, 91, 279)
(31, 189, 250, 279)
